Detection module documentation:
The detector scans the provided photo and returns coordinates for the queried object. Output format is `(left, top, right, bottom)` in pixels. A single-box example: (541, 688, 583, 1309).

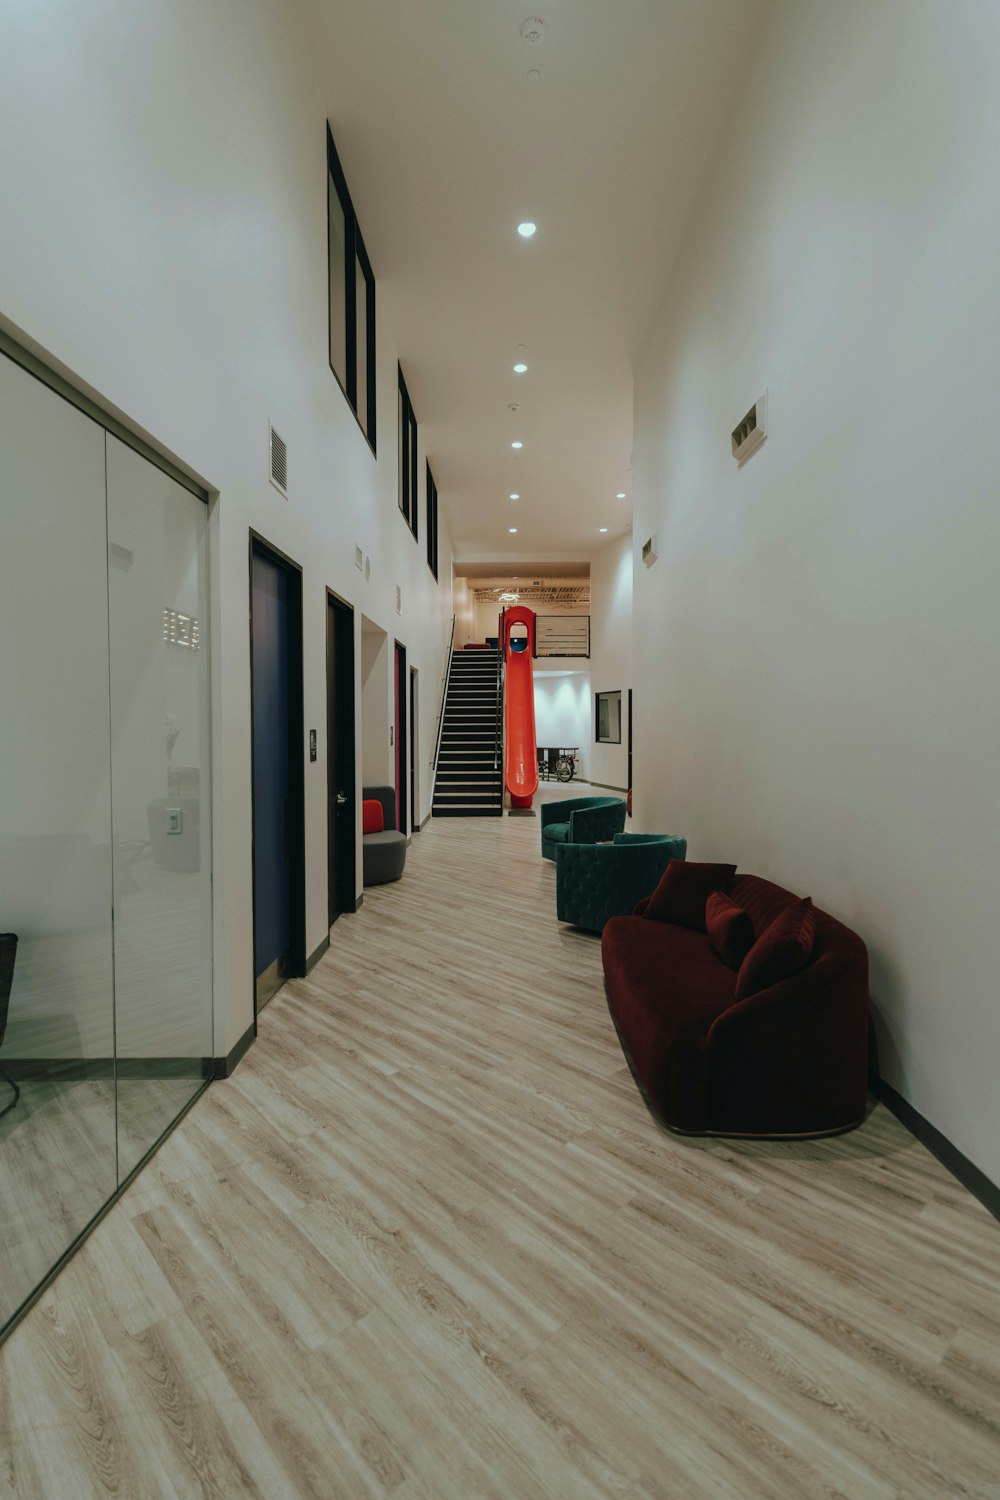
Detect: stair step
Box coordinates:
(432, 807, 503, 818)
(434, 794, 501, 803)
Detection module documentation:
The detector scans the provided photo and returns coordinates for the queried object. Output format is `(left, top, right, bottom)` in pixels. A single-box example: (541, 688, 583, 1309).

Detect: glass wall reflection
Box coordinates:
(0, 350, 213, 1336)
(106, 436, 213, 1178)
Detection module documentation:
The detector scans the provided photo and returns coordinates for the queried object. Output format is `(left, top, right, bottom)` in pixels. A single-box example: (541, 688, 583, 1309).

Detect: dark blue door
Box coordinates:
(252, 550, 290, 988)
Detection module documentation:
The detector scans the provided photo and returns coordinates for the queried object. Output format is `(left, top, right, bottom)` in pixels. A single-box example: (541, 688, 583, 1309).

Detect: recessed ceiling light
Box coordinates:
(599, 527, 608, 533)
(616, 492, 626, 499)
(513, 363, 528, 374)
(509, 527, 519, 534)
(509, 493, 520, 500)
(511, 441, 523, 449)
(517, 222, 536, 238)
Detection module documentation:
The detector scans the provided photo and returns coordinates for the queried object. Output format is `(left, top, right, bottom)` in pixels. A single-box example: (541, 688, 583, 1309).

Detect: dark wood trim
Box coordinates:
(249, 532, 307, 1023)
(306, 934, 330, 973)
(394, 638, 408, 834)
(0, 1078, 210, 1346)
(213, 1021, 256, 1080)
(326, 589, 357, 926)
(3, 1057, 211, 1082)
(355, 894, 364, 912)
(872, 1074, 1000, 1225)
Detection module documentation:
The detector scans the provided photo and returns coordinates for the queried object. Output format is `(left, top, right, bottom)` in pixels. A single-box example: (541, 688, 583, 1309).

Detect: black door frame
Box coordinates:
(409, 665, 418, 833)
(248, 531, 306, 1018)
(326, 589, 357, 924)
(394, 639, 408, 835)
(627, 688, 633, 792)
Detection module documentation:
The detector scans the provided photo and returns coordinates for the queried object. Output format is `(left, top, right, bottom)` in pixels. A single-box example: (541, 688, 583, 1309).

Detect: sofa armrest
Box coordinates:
(706, 955, 870, 1134)
(568, 800, 626, 845)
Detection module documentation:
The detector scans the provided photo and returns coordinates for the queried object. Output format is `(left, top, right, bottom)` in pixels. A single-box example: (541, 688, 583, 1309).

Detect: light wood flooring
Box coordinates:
(1, 786, 999, 1499)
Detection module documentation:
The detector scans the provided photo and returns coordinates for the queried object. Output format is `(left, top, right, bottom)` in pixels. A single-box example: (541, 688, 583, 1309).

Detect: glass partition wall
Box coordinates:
(0, 348, 213, 1337)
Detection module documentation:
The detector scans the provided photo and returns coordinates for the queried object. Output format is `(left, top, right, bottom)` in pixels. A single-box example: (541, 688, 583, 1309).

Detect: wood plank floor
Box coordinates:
(2, 785, 999, 1499)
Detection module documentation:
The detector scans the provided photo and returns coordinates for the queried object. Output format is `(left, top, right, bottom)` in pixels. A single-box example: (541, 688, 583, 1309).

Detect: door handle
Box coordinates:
(336, 791, 347, 805)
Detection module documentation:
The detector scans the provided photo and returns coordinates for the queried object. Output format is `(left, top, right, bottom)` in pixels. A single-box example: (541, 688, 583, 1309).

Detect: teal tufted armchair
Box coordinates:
(554, 832, 688, 933)
(540, 796, 627, 861)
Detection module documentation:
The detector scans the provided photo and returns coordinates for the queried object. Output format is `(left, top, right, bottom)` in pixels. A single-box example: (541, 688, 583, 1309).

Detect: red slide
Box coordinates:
(502, 605, 539, 808)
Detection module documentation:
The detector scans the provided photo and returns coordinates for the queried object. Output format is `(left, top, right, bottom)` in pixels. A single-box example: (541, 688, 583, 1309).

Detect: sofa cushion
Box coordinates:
(603, 917, 736, 1129)
(362, 798, 384, 835)
(735, 896, 816, 1001)
(544, 821, 570, 844)
(706, 892, 755, 971)
(643, 860, 737, 931)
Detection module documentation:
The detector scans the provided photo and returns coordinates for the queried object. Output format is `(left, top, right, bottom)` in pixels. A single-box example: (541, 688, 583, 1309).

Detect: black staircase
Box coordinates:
(432, 649, 503, 817)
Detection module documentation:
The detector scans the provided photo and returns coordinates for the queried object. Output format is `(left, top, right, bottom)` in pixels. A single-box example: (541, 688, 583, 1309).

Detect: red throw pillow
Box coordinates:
(362, 798, 384, 835)
(706, 892, 755, 970)
(735, 897, 816, 1001)
(643, 861, 737, 931)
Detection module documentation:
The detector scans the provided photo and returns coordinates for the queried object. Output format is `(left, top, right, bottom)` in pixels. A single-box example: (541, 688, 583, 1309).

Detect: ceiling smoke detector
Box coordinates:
(520, 17, 546, 44)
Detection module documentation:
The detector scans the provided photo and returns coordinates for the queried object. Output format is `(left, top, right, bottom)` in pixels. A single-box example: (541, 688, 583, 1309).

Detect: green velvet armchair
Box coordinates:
(540, 796, 627, 861)
(555, 832, 687, 933)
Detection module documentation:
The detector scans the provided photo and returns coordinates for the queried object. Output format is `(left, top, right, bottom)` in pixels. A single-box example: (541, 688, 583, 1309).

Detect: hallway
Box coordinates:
(1, 791, 999, 1499)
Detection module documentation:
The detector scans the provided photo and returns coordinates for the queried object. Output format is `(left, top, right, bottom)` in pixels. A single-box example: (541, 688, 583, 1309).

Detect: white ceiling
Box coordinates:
(305, 0, 767, 557)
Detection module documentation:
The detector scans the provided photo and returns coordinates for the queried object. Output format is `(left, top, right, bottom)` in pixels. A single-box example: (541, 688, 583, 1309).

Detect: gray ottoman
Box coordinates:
(362, 785, 407, 886)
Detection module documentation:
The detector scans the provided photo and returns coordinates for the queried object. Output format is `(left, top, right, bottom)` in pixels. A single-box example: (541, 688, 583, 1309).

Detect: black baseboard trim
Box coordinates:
(585, 780, 628, 793)
(355, 894, 364, 911)
(872, 1074, 1000, 1225)
(306, 934, 330, 973)
(2, 1057, 212, 1082)
(213, 1020, 256, 1080)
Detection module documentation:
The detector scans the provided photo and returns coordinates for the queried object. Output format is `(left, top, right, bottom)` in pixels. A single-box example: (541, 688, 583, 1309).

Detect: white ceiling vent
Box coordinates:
(269, 424, 288, 497)
(732, 392, 767, 467)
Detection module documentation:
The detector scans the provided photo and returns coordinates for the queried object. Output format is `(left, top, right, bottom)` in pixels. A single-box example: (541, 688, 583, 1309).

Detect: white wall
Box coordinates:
(0, 0, 456, 1056)
(632, 0, 1000, 1182)
(360, 621, 391, 788)
(453, 574, 476, 648)
(589, 534, 633, 790)
(533, 666, 591, 782)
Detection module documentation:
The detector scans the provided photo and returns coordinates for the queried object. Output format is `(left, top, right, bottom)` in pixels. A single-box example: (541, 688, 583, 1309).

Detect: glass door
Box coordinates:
(0, 353, 117, 1330)
(105, 436, 213, 1179)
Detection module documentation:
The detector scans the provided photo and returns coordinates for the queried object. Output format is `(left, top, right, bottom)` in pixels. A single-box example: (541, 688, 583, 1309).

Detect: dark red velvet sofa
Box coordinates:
(602, 872, 869, 1137)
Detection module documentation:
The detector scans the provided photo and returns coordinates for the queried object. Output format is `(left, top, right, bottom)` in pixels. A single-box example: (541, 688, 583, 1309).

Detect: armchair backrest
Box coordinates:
(568, 798, 627, 845)
(362, 785, 397, 832)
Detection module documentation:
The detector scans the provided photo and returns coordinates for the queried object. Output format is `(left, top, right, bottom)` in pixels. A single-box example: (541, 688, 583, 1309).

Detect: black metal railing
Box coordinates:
(431, 614, 456, 791)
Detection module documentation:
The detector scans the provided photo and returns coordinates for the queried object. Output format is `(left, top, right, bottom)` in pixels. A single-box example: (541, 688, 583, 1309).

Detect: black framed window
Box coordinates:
(398, 365, 418, 540)
(426, 464, 439, 579)
(327, 124, 376, 452)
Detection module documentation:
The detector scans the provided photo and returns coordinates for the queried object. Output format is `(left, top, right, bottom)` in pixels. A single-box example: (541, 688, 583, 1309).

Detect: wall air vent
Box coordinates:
(731, 391, 767, 466)
(269, 424, 288, 497)
(641, 533, 658, 567)
(395, 585, 402, 615)
(355, 546, 364, 571)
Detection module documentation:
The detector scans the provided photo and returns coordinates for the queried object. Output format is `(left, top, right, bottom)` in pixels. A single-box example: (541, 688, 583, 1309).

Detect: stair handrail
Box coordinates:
(495, 609, 505, 783)
(431, 613, 457, 793)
